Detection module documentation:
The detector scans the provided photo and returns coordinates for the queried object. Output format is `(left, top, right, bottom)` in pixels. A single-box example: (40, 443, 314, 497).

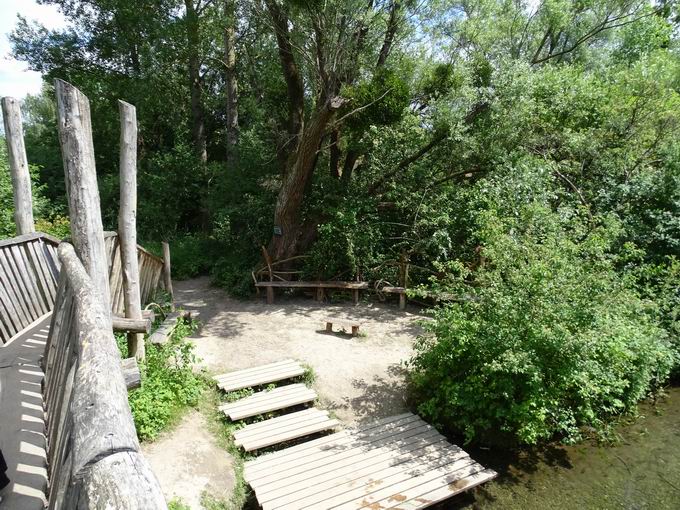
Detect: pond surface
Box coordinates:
(447, 387, 680, 509)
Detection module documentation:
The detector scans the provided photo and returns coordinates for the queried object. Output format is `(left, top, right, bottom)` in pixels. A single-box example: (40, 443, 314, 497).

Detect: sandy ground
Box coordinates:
(142, 411, 234, 509)
(177, 276, 423, 425)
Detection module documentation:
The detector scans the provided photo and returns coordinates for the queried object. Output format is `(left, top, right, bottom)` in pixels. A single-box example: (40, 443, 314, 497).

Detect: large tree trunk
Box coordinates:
(270, 97, 345, 260)
(224, 0, 239, 166)
(186, 0, 207, 164)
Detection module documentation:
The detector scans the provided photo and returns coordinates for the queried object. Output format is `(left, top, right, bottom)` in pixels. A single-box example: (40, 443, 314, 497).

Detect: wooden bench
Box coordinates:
(382, 286, 407, 310)
(325, 319, 361, 337)
(255, 281, 369, 304)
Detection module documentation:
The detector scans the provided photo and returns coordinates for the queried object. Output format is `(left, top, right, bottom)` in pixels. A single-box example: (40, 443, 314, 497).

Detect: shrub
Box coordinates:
(125, 319, 206, 441)
(408, 201, 676, 445)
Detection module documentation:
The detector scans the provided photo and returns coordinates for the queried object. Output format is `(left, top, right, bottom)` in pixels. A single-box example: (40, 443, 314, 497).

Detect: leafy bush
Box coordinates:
(124, 319, 206, 441)
(408, 196, 676, 445)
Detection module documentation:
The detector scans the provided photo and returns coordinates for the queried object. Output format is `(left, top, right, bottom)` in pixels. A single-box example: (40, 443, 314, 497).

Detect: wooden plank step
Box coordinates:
(148, 311, 181, 345)
(219, 384, 317, 420)
(243, 413, 497, 509)
(214, 360, 305, 392)
(233, 409, 340, 452)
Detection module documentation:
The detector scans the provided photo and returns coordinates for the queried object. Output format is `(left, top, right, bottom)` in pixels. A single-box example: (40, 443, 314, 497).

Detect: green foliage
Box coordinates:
(408, 173, 676, 445)
(126, 319, 206, 441)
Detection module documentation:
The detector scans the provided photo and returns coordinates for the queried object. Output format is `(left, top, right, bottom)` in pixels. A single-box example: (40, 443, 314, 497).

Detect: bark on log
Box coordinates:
(112, 316, 151, 334)
(162, 242, 174, 310)
(121, 357, 142, 390)
(57, 242, 139, 476)
(118, 100, 145, 360)
(68, 451, 166, 509)
(54, 79, 112, 313)
(1, 97, 35, 234)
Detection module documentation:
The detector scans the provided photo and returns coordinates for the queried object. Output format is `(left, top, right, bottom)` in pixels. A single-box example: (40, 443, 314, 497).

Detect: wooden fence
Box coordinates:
(0, 232, 166, 345)
(43, 242, 165, 508)
(104, 232, 165, 316)
(0, 232, 60, 344)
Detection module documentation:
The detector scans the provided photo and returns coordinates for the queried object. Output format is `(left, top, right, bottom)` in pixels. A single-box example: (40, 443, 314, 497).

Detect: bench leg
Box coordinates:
(399, 293, 406, 310)
(326, 322, 333, 333)
(266, 286, 274, 304)
(351, 325, 359, 337)
(317, 287, 325, 302)
(353, 289, 359, 305)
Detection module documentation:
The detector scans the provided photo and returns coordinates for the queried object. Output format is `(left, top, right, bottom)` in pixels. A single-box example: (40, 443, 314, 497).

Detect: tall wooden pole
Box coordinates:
(54, 79, 112, 314)
(1, 97, 35, 234)
(162, 241, 174, 311)
(118, 100, 145, 360)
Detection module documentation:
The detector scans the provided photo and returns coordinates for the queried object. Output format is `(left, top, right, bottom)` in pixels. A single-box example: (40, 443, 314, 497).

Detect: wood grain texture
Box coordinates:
(1, 96, 35, 234)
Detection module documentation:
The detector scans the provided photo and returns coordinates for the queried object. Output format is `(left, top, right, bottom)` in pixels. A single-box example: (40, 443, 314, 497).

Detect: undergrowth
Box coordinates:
(117, 313, 207, 441)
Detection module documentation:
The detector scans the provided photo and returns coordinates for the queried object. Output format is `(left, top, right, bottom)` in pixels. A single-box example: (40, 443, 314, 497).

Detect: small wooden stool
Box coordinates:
(325, 320, 360, 337)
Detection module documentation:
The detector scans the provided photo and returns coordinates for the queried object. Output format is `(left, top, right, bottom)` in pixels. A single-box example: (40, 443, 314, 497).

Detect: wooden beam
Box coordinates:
(162, 241, 174, 311)
(54, 79, 111, 313)
(112, 316, 151, 334)
(121, 357, 141, 390)
(118, 100, 145, 360)
(1, 97, 35, 234)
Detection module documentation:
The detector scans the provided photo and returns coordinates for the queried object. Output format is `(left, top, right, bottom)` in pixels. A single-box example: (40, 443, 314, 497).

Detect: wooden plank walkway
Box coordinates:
(213, 359, 305, 392)
(244, 413, 496, 509)
(220, 383, 317, 420)
(234, 409, 341, 452)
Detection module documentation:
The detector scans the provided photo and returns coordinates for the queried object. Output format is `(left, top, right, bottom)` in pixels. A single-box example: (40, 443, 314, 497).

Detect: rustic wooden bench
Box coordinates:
(325, 319, 361, 337)
(382, 286, 407, 310)
(255, 280, 369, 304)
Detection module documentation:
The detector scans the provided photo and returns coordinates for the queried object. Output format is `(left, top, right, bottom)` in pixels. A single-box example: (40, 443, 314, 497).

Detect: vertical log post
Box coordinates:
(54, 79, 112, 313)
(118, 100, 145, 360)
(161, 241, 174, 311)
(1, 97, 35, 234)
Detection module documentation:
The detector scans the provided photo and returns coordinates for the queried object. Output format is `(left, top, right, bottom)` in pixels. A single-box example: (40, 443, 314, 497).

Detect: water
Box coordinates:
(448, 387, 680, 509)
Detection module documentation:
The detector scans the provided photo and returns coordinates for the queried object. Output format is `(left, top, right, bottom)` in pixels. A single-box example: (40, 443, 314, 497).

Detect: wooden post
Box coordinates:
(162, 241, 174, 311)
(54, 79, 112, 313)
(1, 97, 35, 234)
(118, 100, 145, 360)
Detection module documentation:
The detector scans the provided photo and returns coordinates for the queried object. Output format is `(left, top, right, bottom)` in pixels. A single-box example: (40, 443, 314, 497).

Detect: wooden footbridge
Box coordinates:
(214, 362, 496, 508)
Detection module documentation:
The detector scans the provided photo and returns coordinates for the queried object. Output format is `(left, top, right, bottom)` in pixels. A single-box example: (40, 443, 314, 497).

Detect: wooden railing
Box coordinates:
(43, 242, 165, 508)
(0, 232, 60, 344)
(0, 232, 166, 345)
(104, 232, 165, 316)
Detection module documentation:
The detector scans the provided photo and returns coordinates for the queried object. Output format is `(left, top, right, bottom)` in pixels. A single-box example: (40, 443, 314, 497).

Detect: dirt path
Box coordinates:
(142, 411, 234, 509)
(176, 277, 423, 425)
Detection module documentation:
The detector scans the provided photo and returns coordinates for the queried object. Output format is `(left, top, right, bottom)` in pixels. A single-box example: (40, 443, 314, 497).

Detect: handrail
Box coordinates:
(0, 231, 60, 248)
(43, 242, 165, 508)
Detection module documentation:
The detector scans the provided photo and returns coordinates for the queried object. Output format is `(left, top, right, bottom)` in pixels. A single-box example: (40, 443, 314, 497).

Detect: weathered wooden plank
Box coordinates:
(26, 240, 55, 308)
(0, 249, 32, 325)
(0, 231, 58, 248)
(233, 409, 332, 442)
(252, 429, 445, 497)
(238, 417, 341, 452)
(0, 264, 23, 337)
(217, 366, 306, 391)
(215, 364, 301, 385)
(10, 243, 47, 316)
(261, 440, 460, 509)
(246, 414, 417, 479)
(248, 417, 433, 487)
(148, 311, 181, 345)
(220, 384, 317, 420)
(1, 96, 35, 234)
(214, 359, 299, 382)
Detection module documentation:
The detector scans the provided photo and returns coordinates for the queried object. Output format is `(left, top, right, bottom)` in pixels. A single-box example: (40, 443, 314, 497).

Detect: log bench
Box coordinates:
(255, 280, 369, 304)
(325, 319, 361, 337)
(382, 286, 407, 310)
